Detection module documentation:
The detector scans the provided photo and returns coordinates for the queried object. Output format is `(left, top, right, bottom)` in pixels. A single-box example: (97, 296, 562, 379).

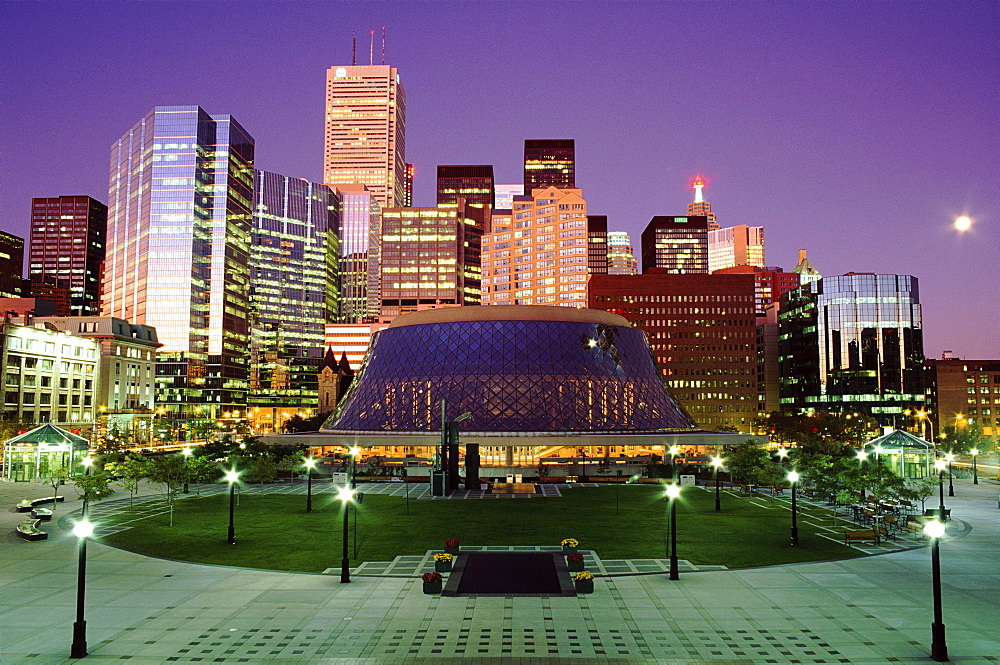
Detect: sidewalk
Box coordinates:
(1, 477, 997, 663)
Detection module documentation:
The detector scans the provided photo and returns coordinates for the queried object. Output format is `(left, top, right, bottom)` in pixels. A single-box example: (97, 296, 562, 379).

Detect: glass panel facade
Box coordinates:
(326, 318, 695, 433)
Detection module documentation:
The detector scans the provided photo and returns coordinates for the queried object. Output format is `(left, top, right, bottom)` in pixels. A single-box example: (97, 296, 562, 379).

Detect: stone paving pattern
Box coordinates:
(2, 477, 998, 663)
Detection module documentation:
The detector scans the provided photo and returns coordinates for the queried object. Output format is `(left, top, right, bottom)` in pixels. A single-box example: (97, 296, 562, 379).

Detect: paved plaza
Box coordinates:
(2, 477, 998, 664)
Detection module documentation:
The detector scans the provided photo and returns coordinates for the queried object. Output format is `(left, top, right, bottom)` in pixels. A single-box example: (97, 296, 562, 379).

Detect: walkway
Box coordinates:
(1, 478, 998, 663)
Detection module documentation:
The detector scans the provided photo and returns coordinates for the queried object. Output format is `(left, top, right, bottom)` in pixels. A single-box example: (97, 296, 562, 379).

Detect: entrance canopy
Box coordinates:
(863, 429, 935, 478)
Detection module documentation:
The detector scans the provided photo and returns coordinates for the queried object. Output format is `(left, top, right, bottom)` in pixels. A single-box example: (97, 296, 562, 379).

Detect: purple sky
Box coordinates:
(2, 1, 996, 358)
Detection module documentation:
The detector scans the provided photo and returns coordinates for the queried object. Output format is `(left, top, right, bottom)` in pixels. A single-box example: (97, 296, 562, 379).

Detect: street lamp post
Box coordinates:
(856, 450, 868, 499)
(80, 457, 93, 520)
(944, 453, 955, 497)
(181, 447, 192, 493)
(304, 457, 316, 513)
(668, 445, 680, 482)
(970, 448, 979, 485)
(616, 469, 622, 515)
(70, 519, 94, 658)
(924, 519, 948, 661)
(788, 470, 800, 546)
(338, 486, 355, 583)
(225, 470, 239, 545)
(348, 446, 361, 489)
(934, 459, 947, 521)
(665, 484, 680, 580)
(711, 456, 724, 512)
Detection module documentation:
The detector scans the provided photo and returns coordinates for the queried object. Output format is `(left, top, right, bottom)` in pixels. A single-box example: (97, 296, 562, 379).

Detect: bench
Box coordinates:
(16, 519, 48, 541)
(16, 496, 65, 512)
(844, 529, 879, 545)
(923, 508, 951, 521)
(876, 526, 896, 541)
(31, 508, 53, 521)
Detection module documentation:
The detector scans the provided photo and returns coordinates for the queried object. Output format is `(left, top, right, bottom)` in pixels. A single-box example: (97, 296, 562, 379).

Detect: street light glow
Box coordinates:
(665, 484, 680, 499)
(711, 456, 724, 468)
(224, 470, 240, 483)
(788, 471, 800, 483)
(970, 448, 979, 456)
(954, 215, 972, 232)
(337, 486, 356, 503)
(856, 450, 867, 461)
(924, 520, 945, 538)
(944, 453, 955, 462)
(668, 445, 680, 456)
(776, 447, 788, 458)
(304, 457, 317, 469)
(182, 447, 193, 457)
(73, 520, 94, 538)
(81, 457, 93, 467)
(934, 459, 948, 471)
(348, 446, 361, 456)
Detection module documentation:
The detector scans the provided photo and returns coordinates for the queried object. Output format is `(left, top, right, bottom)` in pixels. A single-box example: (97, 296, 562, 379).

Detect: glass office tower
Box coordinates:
(336, 184, 382, 323)
(778, 273, 925, 425)
(249, 171, 340, 429)
(103, 106, 254, 420)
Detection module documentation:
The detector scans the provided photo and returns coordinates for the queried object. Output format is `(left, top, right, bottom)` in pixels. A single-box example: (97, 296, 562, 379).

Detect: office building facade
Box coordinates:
(640, 215, 709, 274)
(523, 140, 575, 191)
(589, 272, 759, 432)
(493, 184, 524, 211)
(713, 265, 799, 317)
(0, 232, 29, 298)
(29, 196, 107, 315)
(607, 231, 638, 275)
(482, 186, 589, 307)
(323, 65, 407, 209)
(778, 273, 924, 424)
(436, 165, 495, 209)
(249, 171, 340, 424)
(708, 224, 765, 272)
(102, 106, 255, 419)
(924, 359, 1000, 436)
(378, 201, 485, 317)
(336, 184, 382, 323)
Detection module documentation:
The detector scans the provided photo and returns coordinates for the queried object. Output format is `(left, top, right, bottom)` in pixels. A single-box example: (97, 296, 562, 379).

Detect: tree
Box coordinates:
(757, 411, 874, 455)
(106, 453, 150, 509)
(96, 422, 135, 455)
(283, 411, 332, 433)
(145, 455, 187, 525)
(45, 467, 69, 510)
(365, 455, 389, 477)
(185, 456, 221, 494)
(72, 469, 115, 505)
(725, 439, 776, 487)
(902, 476, 938, 512)
(939, 422, 996, 455)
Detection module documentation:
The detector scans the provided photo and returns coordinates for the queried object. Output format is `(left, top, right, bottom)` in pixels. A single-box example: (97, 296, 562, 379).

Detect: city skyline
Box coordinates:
(1, 1, 995, 358)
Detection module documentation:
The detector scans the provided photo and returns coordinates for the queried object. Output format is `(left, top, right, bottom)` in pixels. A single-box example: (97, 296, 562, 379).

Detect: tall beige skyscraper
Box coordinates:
(324, 65, 407, 209)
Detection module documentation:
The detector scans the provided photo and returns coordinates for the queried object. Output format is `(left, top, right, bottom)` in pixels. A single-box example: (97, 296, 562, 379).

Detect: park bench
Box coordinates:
(16, 519, 47, 541)
(31, 508, 53, 521)
(844, 529, 879, 545)
(923, 508, 951, 521)
(875, 526, 896, 542)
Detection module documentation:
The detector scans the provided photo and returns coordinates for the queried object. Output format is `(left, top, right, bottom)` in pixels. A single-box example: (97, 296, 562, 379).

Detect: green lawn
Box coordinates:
(98, 485, 865, 573)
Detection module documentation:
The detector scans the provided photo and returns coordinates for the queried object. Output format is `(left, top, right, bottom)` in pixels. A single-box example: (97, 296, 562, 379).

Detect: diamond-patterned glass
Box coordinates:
(324, 319, 695, 433)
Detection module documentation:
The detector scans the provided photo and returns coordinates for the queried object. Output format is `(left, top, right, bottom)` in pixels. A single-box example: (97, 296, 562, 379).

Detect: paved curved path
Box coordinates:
(2, 478, 997, 663)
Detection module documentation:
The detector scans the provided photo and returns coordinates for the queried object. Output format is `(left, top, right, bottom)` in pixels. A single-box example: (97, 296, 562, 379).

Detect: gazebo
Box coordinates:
(3, 424, 90, 482)
(863, 429, 935, 479)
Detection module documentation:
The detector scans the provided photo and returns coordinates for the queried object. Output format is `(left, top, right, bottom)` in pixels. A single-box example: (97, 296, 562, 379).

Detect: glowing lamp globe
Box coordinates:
(924, 520, 945, 538)
(73, 520, 94, 539)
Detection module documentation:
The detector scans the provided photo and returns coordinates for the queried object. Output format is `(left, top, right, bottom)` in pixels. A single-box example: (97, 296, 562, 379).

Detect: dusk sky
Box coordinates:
(2, 1, 996, 358)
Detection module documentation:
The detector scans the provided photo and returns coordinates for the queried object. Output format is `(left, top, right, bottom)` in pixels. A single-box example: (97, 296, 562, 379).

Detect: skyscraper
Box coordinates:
(640, 215, 709, 274)
(481, 186, 589, 307)
(379, 200, 485, 317)
(249, 171, 340, 429)
(29, 196, 107, 315)
(323, 65, 407, 209)
(587, 215, 608, 275)
(606, 231, 638, 275)
(708, 224, 765, 272)
(102, 106, 254, 420)
(337, 184, 382, 323)
(523, 140, 575, 191)
(687, 176, 719, 230)
(778, 273, 924, 425)
(794, 249, 822, 285)
(436, 165, 495, 209)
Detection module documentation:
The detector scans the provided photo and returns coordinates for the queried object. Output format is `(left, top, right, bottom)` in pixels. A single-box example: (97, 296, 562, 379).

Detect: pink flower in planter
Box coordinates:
(566, 553, 584, 563)
(422, 572, 442, 583)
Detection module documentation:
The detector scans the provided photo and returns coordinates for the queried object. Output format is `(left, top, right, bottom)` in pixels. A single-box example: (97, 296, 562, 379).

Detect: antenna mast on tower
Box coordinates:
(369, 29, 374, 65)
(381, 26, 385, 64)
(351, 31, 356, 65)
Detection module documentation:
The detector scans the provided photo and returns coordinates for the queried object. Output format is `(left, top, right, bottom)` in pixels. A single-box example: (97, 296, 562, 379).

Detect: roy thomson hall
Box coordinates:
(265, 305, 755, 483)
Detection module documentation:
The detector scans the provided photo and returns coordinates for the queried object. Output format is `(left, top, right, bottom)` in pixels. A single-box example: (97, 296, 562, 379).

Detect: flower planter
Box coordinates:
(562, 546, 578, 555)
(574, 579, 594, 594)
(444, 546, 460, 556)
(434, 560, 452, 573)
(567, 558, 584, 572)
(423, 580, 442, 594)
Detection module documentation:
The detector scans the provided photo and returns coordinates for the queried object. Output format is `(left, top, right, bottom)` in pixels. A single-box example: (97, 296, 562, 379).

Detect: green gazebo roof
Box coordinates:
(864, 429, 934, 451)
(4, 423, 90, 447)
